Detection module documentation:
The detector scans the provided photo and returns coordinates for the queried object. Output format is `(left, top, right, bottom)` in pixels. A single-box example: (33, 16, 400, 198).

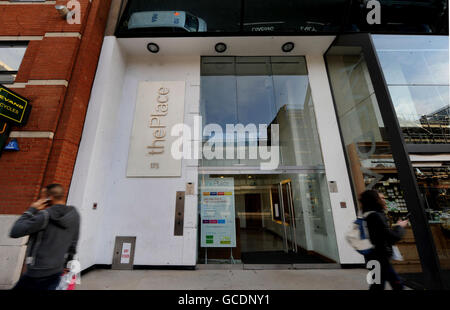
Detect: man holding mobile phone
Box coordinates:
(9, 184, 80, 290)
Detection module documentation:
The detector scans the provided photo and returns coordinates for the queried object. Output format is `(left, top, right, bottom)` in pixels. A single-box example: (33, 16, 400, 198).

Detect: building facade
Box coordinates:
(0, 0, 112, 289)
(0, 0, 448, 289)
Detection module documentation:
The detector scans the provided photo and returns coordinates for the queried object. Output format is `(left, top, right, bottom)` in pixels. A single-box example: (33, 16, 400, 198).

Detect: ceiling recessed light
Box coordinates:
(282, 42, 295, 53)
(147, 43, 159, 53)
(215, 42, 227, 53)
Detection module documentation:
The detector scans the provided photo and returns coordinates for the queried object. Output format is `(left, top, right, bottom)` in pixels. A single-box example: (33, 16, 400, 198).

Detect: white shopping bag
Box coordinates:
(56, 273, 70, 290)
(56, 273, 77, 290)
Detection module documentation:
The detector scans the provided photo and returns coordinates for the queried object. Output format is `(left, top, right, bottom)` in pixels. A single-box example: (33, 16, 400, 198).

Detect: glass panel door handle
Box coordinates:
(287, 182, 298, 253)
(278, 183, 289, 253)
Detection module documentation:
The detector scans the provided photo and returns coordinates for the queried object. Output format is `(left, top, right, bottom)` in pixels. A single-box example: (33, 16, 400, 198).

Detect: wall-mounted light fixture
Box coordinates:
(215, 42, 227, 53)
(55, 5, 74, 19)
(282, 42, 295, 53)
(147, 43, 160, 53)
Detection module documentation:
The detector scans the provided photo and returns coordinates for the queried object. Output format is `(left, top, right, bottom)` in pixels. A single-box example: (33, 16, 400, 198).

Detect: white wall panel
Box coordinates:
(306, 54, 364, 264)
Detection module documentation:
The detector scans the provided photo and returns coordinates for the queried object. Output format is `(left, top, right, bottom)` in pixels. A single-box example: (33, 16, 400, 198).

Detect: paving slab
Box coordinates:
(76, 268, 374, 290)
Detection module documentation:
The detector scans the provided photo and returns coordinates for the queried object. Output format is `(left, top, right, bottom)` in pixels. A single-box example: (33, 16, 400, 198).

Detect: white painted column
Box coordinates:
(182, 64, 201, 266)
(67, 36, 127, 269)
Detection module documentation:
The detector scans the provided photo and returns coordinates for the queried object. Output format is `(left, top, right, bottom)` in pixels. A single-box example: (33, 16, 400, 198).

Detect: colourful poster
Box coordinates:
(200, 177, 236, 247)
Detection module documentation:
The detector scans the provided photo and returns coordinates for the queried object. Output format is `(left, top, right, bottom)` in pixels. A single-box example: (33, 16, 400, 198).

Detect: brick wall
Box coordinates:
(0, 0, 112, 214)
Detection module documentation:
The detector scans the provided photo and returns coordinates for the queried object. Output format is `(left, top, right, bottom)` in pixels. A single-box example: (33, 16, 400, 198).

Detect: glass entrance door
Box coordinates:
(198, 173, 339, 265)
(278, 179, 298, 253)
(198, 56, 339, 265)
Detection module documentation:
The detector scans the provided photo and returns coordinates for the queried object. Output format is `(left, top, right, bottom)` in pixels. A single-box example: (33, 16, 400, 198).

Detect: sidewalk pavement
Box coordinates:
(76, 267, 375, 290)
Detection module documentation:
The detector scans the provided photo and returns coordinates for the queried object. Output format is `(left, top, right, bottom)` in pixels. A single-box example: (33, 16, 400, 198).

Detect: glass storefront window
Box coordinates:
(373, 35, 449, 144)
(413, 161, 450, 288)
(373, 35, 450, 287)
(325, 46, 426, 285)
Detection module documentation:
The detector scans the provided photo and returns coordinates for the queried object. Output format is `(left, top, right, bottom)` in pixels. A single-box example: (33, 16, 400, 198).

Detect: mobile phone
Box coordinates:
(402, 213, 411, 220)
(45, 198, 52, 206)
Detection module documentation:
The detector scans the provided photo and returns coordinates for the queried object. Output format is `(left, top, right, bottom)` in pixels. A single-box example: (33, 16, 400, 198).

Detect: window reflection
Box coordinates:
(372, 35, 450, 288)
(0, 44, 27, 84)
(243, 0, 345, 32)
(326, 46, 426, 280)
(200, 56, 324, 167)
(349, 1, 448, 33)
(0, 47, 26, 72)
(373, 35, 450, 144)
(121, 0, 241, 33)
(117, 0, 448, 35)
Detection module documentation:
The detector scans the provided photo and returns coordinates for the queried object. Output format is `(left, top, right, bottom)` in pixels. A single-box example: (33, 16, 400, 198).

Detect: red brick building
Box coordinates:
(0, 0, 112, 214)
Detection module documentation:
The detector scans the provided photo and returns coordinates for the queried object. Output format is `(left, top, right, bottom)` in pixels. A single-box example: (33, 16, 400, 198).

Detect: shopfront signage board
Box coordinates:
(0, 85, 32, 156)
(0, 85, 31, 125)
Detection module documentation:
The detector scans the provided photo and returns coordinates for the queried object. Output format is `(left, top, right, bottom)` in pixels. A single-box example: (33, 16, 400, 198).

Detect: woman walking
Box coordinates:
(359, 189, 409, 290)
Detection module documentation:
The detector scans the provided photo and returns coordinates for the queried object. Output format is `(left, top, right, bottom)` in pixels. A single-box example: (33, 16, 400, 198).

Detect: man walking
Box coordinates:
(9, 184, 80, 290)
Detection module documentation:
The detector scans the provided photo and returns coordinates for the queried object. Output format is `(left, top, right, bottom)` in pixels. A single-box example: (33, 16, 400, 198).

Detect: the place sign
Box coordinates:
(0, 85, 31, 125)
(127, 81, 185, 177)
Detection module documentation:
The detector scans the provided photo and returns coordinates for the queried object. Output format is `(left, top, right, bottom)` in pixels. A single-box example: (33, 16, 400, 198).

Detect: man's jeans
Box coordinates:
(12, 273, 61, 290)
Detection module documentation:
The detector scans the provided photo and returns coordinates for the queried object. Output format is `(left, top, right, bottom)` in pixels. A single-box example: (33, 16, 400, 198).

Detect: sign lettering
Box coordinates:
(127, 81, 185, 177)
(0, 86, 30, 125)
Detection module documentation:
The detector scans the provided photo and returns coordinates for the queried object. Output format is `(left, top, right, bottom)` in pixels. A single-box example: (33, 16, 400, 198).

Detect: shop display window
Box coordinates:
(326, 46, 426, 283)
(373, 35, 449, 145)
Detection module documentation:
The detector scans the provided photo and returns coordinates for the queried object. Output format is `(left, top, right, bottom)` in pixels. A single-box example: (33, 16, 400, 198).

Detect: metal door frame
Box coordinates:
(278, 178, 298, 253)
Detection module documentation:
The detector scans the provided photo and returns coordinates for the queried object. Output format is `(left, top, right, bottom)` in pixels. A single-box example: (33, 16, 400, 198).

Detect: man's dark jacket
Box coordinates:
(10, 204, 80, 278)
(366, 211, 405, 258)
